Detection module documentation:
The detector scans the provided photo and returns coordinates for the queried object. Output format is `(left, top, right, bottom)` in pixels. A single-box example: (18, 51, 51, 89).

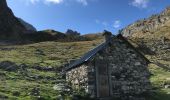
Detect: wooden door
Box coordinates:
(95, 59, 110, 97)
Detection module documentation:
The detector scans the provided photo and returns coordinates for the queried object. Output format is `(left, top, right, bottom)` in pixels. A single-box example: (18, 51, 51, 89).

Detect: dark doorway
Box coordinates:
(95, 59, 110, 97)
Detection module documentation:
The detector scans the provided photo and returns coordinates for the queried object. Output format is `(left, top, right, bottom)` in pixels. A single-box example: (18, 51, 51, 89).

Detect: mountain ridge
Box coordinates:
(120, 6, 170, 39)
(17, 18, 37, 33)
(0, 0, 28, 39)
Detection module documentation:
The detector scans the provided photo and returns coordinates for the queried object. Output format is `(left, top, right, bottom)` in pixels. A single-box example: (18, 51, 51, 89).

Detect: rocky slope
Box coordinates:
(121, 7, 170, 39)
(0, 0, 28, 39)
(120, 6, 170, 66)
(120, 6, 170, 98)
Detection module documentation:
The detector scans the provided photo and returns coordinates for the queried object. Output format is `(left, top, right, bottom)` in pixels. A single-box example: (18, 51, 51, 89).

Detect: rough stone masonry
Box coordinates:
(64, 32, 151, 99)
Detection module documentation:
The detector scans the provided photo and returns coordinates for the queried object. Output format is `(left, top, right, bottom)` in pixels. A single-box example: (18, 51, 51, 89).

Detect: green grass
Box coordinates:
(149, 64, 170, 85)
(148, 63, 170, 100)
(0, 38, 170, 99)
(0, 40, 102, 99)
(0, 40, 101, 67)
(0, 69, 59, 99)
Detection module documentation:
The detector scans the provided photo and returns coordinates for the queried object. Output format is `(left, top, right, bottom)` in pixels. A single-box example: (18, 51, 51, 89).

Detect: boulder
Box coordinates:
(164, 85, 170, 89)
(0, 61, 18, 71)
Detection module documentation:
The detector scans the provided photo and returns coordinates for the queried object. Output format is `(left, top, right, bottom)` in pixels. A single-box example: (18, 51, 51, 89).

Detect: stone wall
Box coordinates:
(66, 37, 151, 99)
(86, 62, 96, 97)
(66, 62, 96, 97)
(66, 64, 88, 90)
(93, 37, 151, 98)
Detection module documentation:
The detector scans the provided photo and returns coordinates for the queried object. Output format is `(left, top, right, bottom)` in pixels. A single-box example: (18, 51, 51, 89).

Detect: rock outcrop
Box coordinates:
(120, 7, 170, 38)
(0, 0, 28, 39)
(120, 6, 170, 77)
(65, 29, 80, 36)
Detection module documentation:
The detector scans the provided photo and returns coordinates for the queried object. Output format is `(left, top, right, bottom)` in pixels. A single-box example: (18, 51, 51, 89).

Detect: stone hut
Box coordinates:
(63, 31, 151, 99)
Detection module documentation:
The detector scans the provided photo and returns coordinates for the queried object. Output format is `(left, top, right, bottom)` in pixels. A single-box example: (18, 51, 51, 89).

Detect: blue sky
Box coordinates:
(7, 0, 170, 34)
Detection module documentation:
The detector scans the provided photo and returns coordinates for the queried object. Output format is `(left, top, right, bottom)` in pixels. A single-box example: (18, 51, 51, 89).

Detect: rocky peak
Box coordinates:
(0, 0, 28, 39)
(65, 29, 80, 36)
(0, 0, 7, 7)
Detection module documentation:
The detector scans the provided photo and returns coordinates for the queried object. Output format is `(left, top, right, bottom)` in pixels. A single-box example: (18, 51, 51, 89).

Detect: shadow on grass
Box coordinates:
(147, 89, 170, 100)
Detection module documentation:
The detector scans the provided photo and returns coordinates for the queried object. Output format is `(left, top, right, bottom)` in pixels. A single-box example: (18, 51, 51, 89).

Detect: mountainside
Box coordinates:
(0, 0, 28, 39)
(121, 7, 170, 39)
(120, 7, 170, 100)
(0, 1, 96, 42)
(120, 6, 170, 66)
(18, 18, 37, 33)
(21, 29, 95, 43)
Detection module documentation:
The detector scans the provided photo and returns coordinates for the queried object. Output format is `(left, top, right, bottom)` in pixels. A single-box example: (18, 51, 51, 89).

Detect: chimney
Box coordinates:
(102, 30, 112, 42)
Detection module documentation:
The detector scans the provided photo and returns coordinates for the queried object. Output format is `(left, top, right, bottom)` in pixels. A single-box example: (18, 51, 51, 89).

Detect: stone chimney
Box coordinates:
(102, 30, 112, 42)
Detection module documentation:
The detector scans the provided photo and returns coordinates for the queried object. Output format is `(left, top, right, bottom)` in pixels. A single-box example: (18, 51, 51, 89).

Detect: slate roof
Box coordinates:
(64, 39, 111, 72)
(64, 34, 150, 72)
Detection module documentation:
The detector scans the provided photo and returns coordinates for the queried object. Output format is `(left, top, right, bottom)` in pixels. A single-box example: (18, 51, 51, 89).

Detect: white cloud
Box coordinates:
(29, 0, 39, 4)
(76, 0, 88, 6)
(95, 19, 100, 24)
(26, 0, 90, 5)
(102, 21, 108, 27)
(95, 19, 121, 29)
(130, 0, 149, 8)
(113, 20, 121, 28)
(45, 0, 64, 4)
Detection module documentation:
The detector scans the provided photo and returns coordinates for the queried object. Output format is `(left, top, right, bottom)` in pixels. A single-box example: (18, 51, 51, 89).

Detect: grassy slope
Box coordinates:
(0, 28, 170, 99)
(0, 40, 102, 99)
(0, 40, 102, 67)
(148, 64, 170, 100)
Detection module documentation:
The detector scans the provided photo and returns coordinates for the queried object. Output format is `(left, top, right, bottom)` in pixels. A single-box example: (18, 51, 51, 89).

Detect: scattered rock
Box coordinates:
(53, 83, 65, 91)
(53, 83, 71, 92)
(33, 65, 54, 71)
(35, 49, 45, 56)
(30, 87, 40, 96)
(0, 61, 18, 71)
(164, 85, 170, 89)
(166, 78, 170, 80)
(0, 48, 15, 51)
(0, 94, 8, 99)
(12, 91, 20, 96)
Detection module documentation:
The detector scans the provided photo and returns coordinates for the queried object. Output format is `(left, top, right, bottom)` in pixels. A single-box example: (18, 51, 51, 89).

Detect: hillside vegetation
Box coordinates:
(0, 39, 103, 99)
